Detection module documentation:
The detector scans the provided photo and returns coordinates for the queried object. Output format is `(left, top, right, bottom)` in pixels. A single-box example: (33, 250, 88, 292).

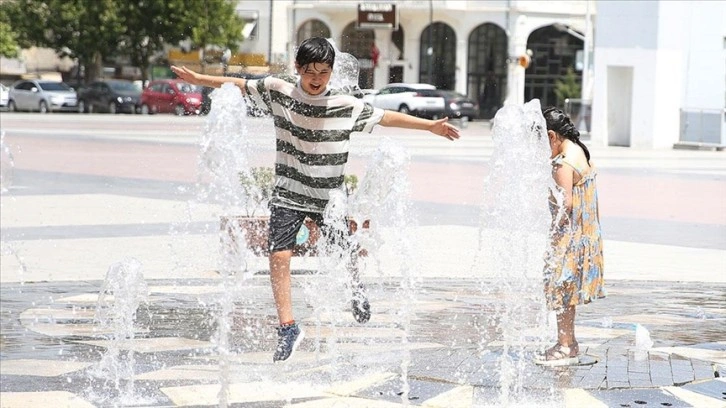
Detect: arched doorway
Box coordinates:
(341, 22, 375, 89)
(419, 22, 456, 89)
(525, 25, 583, 107)
(297, 19, 331, 45)
(467, 23, 508, 119)
(389, 26, 405, 83)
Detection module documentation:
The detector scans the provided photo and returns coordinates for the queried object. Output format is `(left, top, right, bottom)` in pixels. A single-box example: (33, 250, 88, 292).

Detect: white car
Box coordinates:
(363, 83, 445, 119)
(7, 79, 78, 113)
(0, 84, 8, 108)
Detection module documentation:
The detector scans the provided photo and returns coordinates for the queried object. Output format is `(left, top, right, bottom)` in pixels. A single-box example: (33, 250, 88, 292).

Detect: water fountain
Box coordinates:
(88, 257, 151, 406)
(474, 99, 561, 406)
(1, 130, 14, 193)
(180, 42, 421, 404)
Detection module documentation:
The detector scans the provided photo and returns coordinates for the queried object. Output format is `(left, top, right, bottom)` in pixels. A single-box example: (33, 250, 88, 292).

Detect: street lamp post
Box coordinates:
(428, 0, 433, 85)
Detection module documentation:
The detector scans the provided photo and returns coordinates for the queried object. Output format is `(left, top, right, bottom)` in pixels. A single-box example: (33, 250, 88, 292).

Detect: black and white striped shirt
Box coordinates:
(245, 75, 384, 213)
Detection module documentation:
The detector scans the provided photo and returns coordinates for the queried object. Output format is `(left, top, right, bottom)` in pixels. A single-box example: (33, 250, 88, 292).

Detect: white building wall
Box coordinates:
(270, 1, 592, 107)
(592, 0, 725, 148)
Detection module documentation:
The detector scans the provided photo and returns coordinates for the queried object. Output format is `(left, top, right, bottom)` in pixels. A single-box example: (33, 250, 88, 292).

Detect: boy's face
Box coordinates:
(296, 62, 332, 95)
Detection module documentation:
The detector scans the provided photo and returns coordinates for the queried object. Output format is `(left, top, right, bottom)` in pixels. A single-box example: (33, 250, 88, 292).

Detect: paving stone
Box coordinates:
(588, 388, 690, 407)
(681, 379, 726, 401)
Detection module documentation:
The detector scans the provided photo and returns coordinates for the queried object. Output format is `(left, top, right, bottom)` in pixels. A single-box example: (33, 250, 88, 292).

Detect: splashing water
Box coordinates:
(196, 83, 260, 407)
(0, 130, 14, 193)
(326, 39, 360, 91)
(475, 99, 559, 406)
(348, 137, 418, 403)
(89, 257, 151, 406)
(634, 324, 654, 361)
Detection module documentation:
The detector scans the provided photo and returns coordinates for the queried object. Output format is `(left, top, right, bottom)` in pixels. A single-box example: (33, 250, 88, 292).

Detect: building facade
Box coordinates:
(237, 0, 593, 119)
(590, 0, 726, 148)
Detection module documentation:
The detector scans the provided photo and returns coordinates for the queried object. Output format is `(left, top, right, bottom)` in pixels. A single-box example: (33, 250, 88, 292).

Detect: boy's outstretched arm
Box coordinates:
(170, 66, 247, 93)
(379, 110, 460, 141)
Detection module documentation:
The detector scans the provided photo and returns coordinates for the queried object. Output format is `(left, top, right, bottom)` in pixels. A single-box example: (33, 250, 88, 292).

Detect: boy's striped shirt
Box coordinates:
(244, 75, 384, 213)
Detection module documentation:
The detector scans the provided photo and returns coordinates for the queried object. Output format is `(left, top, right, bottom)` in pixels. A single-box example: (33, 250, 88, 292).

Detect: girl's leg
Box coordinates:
(556, 305, 578, 351)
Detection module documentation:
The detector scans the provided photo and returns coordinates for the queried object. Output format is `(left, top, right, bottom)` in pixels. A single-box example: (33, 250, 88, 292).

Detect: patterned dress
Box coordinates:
(544, 153, 606, 310)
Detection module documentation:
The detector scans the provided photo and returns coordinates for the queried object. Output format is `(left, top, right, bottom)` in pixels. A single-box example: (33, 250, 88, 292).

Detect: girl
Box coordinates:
(536, 106, 605, 366)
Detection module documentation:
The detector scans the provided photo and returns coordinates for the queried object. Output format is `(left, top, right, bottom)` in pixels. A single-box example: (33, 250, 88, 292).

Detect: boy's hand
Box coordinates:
(430, 118, 461, 141)
(170, 66, 199, 85)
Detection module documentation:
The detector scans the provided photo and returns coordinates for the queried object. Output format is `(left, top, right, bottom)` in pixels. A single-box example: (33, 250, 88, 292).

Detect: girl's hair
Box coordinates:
(542, 106, 590, 163)
(296, 37, 335, 68)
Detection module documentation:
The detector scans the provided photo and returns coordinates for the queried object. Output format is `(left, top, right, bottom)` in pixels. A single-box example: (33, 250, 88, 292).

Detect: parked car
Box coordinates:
(200, 73, 269, 116)
(0, 84, 9, 108)
(140, 79, 202, 115)
(362, 83, 445, 119)
(77, 79, 141, 114)
(7, 79, 77, 113)
(432, 90, 479, 121)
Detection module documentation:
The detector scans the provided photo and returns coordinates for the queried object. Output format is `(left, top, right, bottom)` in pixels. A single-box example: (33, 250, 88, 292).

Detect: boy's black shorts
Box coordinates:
(268, 205, 350, 253)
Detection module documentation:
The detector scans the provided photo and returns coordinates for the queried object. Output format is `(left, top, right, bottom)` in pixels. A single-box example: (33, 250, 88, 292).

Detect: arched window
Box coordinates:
(525, 25, 583, 107)
(467, 23, 508, 119)
(419, 22, 456, 89)
(297, 19, 331, 45)
(341, 22, 375, 89)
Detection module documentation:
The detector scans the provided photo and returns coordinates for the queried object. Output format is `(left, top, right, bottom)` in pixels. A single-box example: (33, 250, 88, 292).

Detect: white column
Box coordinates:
(373, 29, 391, 89)
(506, 14, 528, 105)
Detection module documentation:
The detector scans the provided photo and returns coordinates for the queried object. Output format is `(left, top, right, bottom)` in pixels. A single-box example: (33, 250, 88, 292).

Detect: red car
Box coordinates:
(140, 79, 202, 115)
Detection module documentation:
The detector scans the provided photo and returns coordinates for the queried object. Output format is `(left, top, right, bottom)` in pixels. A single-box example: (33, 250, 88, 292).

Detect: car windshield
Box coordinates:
(174, 83, 197, 93)
(39, 82, 72, 91)
(109, 81, 139, 92)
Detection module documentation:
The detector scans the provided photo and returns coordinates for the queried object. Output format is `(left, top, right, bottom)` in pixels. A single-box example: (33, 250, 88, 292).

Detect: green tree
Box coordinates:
(2, 0, 124, 83)
(183, 0, 244, 73)
(554, 67, 582, 105)
(0, 6, 20, 58)
(115, 0, 188, 87)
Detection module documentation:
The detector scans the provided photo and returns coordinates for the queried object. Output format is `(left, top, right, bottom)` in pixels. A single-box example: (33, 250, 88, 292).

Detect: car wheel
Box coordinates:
(39, 101, 48, 114)
(78, 100, 87, 113)
(7, 100, 16, 112)
(108, 102, 117, 114)
(141, 104, 153, 115)
(174, 104, 185, 116)
(398, 105, 411, 115)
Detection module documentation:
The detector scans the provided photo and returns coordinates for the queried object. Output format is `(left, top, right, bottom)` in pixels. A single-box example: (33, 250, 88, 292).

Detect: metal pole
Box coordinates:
(581, 0, 590, 101)
(268, 0, 273, 64)
(578, 0, 591, 133)
(428, 0, 433, 85)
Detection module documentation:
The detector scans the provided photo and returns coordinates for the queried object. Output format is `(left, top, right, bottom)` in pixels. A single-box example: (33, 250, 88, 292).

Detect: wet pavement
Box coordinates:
(1, 276, 724, 407)
(1, 114, 725, 407)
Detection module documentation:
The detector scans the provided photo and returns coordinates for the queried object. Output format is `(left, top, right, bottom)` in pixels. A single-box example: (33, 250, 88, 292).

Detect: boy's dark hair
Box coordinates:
(543, 106, 591, 163)
(296, 37, 335, 68)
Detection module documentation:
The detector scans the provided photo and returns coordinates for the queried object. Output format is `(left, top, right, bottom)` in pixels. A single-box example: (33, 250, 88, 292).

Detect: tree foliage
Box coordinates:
(0, 0, 244, 82)
(183, 0, 244, 71)
(554, 67, 582, 105)
(115, 0, 188, 86)
(0, 6, 20, 58)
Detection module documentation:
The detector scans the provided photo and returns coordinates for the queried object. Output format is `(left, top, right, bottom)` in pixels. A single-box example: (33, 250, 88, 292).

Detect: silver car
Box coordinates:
(362, 83, 446, 119)
(7, 79, 78, 113)
(0, 84, 9, 108)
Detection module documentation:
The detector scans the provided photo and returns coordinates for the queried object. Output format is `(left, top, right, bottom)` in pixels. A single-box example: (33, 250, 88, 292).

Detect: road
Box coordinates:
(0, 112, 725, 283)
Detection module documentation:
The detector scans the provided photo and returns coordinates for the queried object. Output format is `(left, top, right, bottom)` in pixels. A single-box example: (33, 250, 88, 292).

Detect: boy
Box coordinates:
(171, 37, 460, 362)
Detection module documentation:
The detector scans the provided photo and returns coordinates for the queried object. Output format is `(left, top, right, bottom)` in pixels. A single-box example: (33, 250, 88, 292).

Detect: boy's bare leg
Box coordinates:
(347, 246, 370, 323)
(269, 249, 294, 324)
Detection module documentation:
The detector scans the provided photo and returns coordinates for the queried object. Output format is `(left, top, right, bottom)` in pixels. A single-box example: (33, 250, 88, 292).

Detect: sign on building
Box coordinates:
(357, 3, 398, 30)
